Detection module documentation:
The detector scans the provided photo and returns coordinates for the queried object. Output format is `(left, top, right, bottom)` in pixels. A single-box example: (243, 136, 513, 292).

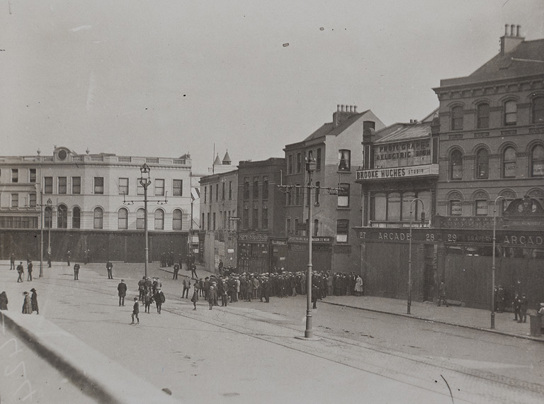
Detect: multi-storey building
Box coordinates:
(284, 105, 385, 273)
(0, 146, 197, 263)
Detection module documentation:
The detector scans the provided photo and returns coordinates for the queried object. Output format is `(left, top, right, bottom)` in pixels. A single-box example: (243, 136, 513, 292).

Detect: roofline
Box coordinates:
(433, 72, 544, 93)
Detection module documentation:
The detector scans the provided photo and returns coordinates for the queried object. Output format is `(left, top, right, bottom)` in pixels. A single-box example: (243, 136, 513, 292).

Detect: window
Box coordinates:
(338, 183, 350, 207)
(372, 193, 387, 221)
(29, 193, 36, 208)
(136, 208, 145, 229)
(58, 177, 67, 194)
(209, 185, 213, 204)
(531, 145, 544, 177)
(262, 177, 269, 199)
(253, 177, 259, 199)
(94, 177, 104, 194)
(29, 169, 36, 183)
(203, 186, 207, 203)
(475, 200, 488, 216)
(137, 179, 144, 196)
(11, 193, 18, 208)
(215, 184, 219, 202)
(286, 218, 291, 235)
(295, 184, 300, 205)
(57, 204, 67, 228)
(313, 219, 319, 237)
(119, 178, 129, 195)
(173, 209, 182, 230)
(72, 207, 80, 229)
(297, 153, 302, 173)
(316, 148, 322, 171)
(477, 103, 489, 129)
(44, 177, 53, 194)
(450, 150, 463, 180)
(118, 208, 128, 229)
(338, 150, 351, 171)
(504, 100, 517, 126)
(294, 218, 299, 235)
(503, 147, 516, 178)
(262, 204, 268, 230)
(450, 200, 462, 216)
(155, 179, 165, 196)
(207, 212, 211, 230)
(173, 179, 183, 196)
(315, 182, 320, 205)
(212, 212, 216, 230)
(44, 207, 52, 228)
(286, 189, 291, 206)
(154, 210, 164, 230)
(475, 149, 489, 179)
(229, 181, 232, 200)
(451, 106, 463, 130)
(288, 155, 293, 174)
(253, 204, 259, 229)
(72, 177, 81, 194)
(243, 178, 250, 200)
(370, 191, 430, 222)
(387, 192, 401, 221)
(222, 182, 225, 200)
(533, 96, 544, 124)
(11, 169, 18, 183)
(94, 207, 103, 229)
(336, 219, 349, 243)
(243, 204, 249, 229)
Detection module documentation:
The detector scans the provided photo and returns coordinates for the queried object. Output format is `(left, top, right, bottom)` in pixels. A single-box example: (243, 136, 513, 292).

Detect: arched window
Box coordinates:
(154, 209, 164, 230)
(475, 149, 489, 179)
(533, 96, 544, 124)
(504, 100, 517, 126)
(387, 192, 401, 221)
(450, 150, 463, 180)
(44, 206, 53, 228)
(72, 207, 80, 229)
(93, 207, 103, 229)
(118, 208, 128, 230)
(531, 145, 544, 177)
(451, 106, 463, 130)
(502, 147, 516, 178)
(136, 208, 145, 230)
(57, 204, 68, 228)
(173, 209, 183, 230)
(474, 191, 489, 216)
(477, 103, 489, 129)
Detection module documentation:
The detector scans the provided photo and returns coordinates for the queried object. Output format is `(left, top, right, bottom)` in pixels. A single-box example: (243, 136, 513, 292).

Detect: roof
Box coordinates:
(303, 109, 370, 142)
(438, 39, 544, 88)
(375, 122, 431, 144)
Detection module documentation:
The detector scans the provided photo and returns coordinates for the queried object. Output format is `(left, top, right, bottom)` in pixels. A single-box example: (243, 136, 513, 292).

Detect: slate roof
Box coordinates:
(375, 122, 431, 144)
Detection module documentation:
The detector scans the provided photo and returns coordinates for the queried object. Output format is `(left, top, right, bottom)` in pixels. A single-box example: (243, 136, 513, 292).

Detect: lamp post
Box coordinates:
(139, 164, 152, 279)
(491, 195, 504, 330)
(39, 191, 44, 277)
(46, 198, 53, 260)
(408, 198, 425, 315)
(304, 158, 316, 338)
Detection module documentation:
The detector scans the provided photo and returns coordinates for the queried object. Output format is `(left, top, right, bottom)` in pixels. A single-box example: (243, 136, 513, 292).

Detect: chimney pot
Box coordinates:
(517, 25, 521, 37)
(350, 105, 353, 113)
(337, 104, 340, 112)
(505, 24, 508, 35)
(354, 106, 357, 113)
(511, 24, 515, 36)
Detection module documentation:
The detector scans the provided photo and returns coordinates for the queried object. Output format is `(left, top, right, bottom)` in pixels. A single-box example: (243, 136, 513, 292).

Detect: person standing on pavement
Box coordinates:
(16, 262, 24, 283)
(191, 263, 198, 279)
(0, 291, 8, 310)
(355, 275, 363, 296)
(27, 261, 33, 281)
(66, 250, 71, 266)
(208, 282, 217, 310)
(22, 292, 31, 314)
(438, 281, 448, 307)
(191, 282, 199, 310)
(106, 261, 113, 279)
(131, 297, 139, 324)
(173, 262, 180, 280)
(182, 277, 191, 299)
(117, 280, 127, 306)
(513, 293, 522, 322)
(519, 293, 528, 323)
(10, 253, 16, 270)
(154, 288, 165, 314)
(73, 263, 80, 280)
(30, 288, 39, 314)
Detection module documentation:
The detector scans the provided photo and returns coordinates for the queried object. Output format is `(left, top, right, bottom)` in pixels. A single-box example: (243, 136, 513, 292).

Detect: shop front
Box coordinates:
(285, 236, 333, 273)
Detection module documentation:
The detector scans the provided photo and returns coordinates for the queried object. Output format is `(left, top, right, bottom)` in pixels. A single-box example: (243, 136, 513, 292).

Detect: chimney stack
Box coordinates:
(333, 104, 359, 127)
(500, 24, 524, 55)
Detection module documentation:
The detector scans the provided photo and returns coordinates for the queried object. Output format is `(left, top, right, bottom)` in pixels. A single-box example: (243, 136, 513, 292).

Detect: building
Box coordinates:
(284, 105, 385, 274)
(0, 146, 197, 263)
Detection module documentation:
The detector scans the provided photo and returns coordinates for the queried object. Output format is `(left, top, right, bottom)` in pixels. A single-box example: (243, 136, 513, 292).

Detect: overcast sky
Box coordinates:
(1, 0, 543, 174)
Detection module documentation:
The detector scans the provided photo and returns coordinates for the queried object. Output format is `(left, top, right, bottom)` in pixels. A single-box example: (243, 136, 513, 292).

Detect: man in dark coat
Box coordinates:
(154, 288, 165, 314)
(117, 280, 127, 306)
(16, 262, 24, 283)
(66, 250, 71, 266)
(0, 291, 8, 310)
(30, 288, 39, 314)
(173, 263, 180, 280)
(73, 263, 80, 280)
(27, 261, 33, 281)
(106, 261, 113, 279)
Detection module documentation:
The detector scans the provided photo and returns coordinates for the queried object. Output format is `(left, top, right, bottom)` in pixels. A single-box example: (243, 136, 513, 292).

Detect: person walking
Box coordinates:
(182, 277, 191, 299)
(0, 291, 8, 310)
(22, 292, 31, 314)
(30, 288, 39, 314)
(173, 263, 180, 280)
(191, 283, 199, 310)
(355, 275, 363, 296)
(190, 263, 198, 279)
(131, 297, 139, 324)
(519, 293, 528, 323)
(16, 262, 24, 283)
(208, 283, 217, 310)
(73, 263, 80, 280)
(438, 281, 448, 307)
(154, 288, 165, 314)
(144, 290, 153, 313)
(10, 253, 16, 270)
(27, 261, 33, 281)
(117, 280, 127, 306)
(106, 261, 113, 279)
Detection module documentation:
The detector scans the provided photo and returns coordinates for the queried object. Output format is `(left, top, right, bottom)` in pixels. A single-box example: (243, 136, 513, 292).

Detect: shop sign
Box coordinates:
(238, 233, 268, 242)
(288, 236, 332, 243)
(356, 164, 438, 181)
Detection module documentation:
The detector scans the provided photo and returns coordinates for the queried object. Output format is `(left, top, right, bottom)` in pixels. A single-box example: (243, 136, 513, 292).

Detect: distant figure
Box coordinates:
(30, 288, 39, 314)
(47, 252, 52, 268)
(154, 288, 165, 314)
(0, 291, 8, 310)
(27, 261, 33, 281)
(208, 283, 217, 310)
(173, 263, 180, 280)
(355, 275, 363, 296)
(16, 262, 24, 283)
(117, 280, 127, 306)
(218, 259, 224, 275)
(131, 297, 139, 324)
(438, 281, 448, 307)
(182, 278, 191, 299)
(519, 294, 528, 323)
(106, 261, 113, 279)
(73, 263, 80, 280)
(66, 250, 71, 266)
(10, 253, 15, 270)
(191, 283, 199, 310)
(144, 290, 153, 313)
(191, 263, 198, 279)
(22, 292, 31, 314)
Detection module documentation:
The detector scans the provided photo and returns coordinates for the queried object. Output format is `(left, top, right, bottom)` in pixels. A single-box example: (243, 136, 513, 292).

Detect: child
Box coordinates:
(144, 290, 152, 313)
(131, 297, 139, 324)
(191, 283, 199, 310)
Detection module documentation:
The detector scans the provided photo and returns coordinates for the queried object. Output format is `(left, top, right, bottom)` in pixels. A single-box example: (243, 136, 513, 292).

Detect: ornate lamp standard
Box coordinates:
(139, 164, 152, 279)
(408, 198, 425, 315)
(304, 157, 316, 339)
(491, 195, 504, 329)
(46, 198, 53, 260)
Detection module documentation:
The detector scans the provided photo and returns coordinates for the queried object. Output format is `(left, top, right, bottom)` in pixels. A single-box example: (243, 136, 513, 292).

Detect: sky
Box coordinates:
(1, 0, 543, 174)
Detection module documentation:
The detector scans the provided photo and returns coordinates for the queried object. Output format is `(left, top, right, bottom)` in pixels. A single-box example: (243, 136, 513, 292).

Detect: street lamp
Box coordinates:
(139, 163, 152, 279)
(304, 157, 316, 339)
(46, 198, 53, 261)
(491, 195, 504, 330)
(408, 198, 425, 315)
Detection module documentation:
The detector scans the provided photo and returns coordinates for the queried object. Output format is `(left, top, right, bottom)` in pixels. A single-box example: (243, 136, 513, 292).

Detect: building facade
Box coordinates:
(0, 146, 196, 263)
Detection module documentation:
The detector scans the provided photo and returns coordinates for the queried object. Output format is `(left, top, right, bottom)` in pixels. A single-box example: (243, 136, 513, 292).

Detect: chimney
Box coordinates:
(501, 23, 524, 55)
(333, 104, 359, 127)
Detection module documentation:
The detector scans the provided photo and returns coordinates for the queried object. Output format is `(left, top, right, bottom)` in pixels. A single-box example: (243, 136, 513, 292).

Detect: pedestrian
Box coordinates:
(182, 277, 191, 298)
(0, 291, 8, 310)
(106, 261, 113, 279)
(173, 263, 180, 280)
(355, 275, 363, 296)
(438, 281, 448, 307)
(10, 253, 16, 270)
(118, 279, 127, 306)
(191, 263, 198, 279)
(47, 252, 52, 268)
(154, 288, 165, 314)
(66, 250, 71, 266)
(144, 290, 153, 313)
(312, 283, 319, 309)
(218, 259, 224, 275)
(22, 292, 31, 314)
(73, 263, 80, 280)
(519, 294, 528, 323)
(513, 293, 522, 322)
(191, 283, 199, 310)
(208, 283, 217, 310)
(131, 297, 139, 324)
(16, 262, 24, 283)
(27, 261, 33, 281)
(30, 288, 39, 314)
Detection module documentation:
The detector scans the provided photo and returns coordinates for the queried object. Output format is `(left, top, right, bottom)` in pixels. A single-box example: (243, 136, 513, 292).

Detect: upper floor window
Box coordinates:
(44, 207, 52, 228)
(11, 193, 18, 208)
(476, 103, 489, 129)
(336, 219, 349, 243)
(531, 144, 544, 177)
(288, 155, 293, 174)
(451, 106, 463, 130)
(29, 193, 36, 208)
(215, 183, 219, 202)
(173, 209, 183, 230)
(262, 204, 268, 230)
(243, 178, 250, 200)
(44, 177, 53, 194)
(315, 181, 321, 205)
(173, 179, 183, 196)
(296, 153, 302, 173)
(450, 200, 462, 216)
(94, 177, 104, 194)
(154, 179, 165, 196)
(222, 182, 225, 200)
(262, 177, 269, 199)
(119, 178, 129, 195)
(29, 169, 36, 183)
(93, 207, 103, 229)
(450, 150, 463, 180)
(475, 149, 489, 179)
(136, 208, 145, 230)
(338, 149, 351, 171)
(313, 219, 319, 237)
(475, 199, 488, 216)
(229, 181, 233, 200)
(533, 96, 544, 124)
(118, 208, 128, 230)
(72, 207, 80, 229)
(253, 177, 259, 199)
(11, 169, 18, 183)
(502, 147, 516, 178)
(57, 204, 68, 228)
(316, 148, 322, 171)
(154, 209, 164, 230)
(72, 177, 81, 194)
(58, 177, 67, 194)
(137, 179, 144, 196)
(338, 183, 350, 207)
(504, 100, 517, 126)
